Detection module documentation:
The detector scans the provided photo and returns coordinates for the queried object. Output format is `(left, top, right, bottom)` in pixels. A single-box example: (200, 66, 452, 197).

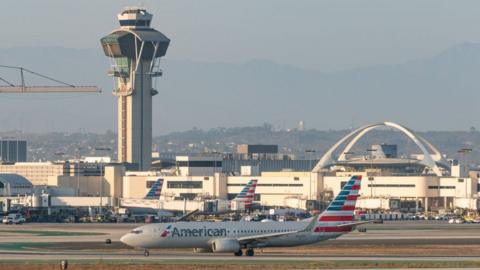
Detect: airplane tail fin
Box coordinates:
(144, 178, 164, 199)
(312, 175, 362, 233)
(233, 179, 258, 207)
(233, 179, 257, 200)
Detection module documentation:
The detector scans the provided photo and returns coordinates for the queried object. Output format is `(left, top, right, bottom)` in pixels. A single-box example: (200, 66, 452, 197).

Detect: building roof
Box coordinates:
(313, 121, 450, 176)
(0, 174, 32, 187)
(336, 158, 423, 166)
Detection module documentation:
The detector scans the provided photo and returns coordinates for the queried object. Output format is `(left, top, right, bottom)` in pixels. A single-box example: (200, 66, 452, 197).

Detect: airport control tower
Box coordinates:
(100, 8, 170, 171)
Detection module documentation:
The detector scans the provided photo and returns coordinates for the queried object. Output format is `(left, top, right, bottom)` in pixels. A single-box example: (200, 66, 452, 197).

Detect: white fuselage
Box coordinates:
(120, 220, 342, 250)
(121, 175, 363, 252)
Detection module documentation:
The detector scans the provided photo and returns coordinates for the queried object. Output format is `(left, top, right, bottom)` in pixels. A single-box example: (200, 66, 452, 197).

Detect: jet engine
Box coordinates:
(211, 239, 241, 253)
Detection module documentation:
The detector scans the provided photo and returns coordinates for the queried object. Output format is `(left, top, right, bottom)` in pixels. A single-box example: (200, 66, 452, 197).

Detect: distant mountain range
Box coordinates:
(0, 43, 479, 134)
(1, 125, 479, 164)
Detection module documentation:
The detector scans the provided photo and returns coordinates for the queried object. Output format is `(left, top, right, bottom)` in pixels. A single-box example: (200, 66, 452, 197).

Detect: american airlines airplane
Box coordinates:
(144, 179, 164, 199)
(147, 178, 257, 204)
(229, 179, 257, 209)
(124, 178, 257, 213)
(120, 175, 365, 257)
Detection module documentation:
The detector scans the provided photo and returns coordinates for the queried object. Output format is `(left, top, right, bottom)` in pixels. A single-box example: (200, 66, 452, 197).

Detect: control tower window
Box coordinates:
(120, 20, 150, 27)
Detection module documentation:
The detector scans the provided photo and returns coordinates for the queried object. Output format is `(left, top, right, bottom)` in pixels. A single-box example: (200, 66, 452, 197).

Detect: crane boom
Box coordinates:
(0, 65, 100, 94)
(0, 86, 100, 93)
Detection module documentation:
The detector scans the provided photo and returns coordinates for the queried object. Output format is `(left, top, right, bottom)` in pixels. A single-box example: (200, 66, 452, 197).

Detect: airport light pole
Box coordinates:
(209, 151, 222, 200)
(210, 151, 221, 176)
(305, 150, 316, 200)
(53, 151, 67, 194)
(366, 148, 377, 198)
(95, 147, 112, 215)
(458, 148, 472, 198)
(76, 147, 82, 196)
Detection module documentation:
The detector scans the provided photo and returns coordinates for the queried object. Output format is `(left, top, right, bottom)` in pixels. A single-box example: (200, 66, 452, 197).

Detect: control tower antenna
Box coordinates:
(100, 7, 170, 171)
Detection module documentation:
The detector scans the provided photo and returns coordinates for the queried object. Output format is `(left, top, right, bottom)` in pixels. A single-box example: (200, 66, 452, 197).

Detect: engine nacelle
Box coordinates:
(211, 239, 240, 253)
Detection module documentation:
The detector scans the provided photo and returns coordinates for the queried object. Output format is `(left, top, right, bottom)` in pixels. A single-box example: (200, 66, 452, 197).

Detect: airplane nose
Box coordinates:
(120, 233, 132, 246)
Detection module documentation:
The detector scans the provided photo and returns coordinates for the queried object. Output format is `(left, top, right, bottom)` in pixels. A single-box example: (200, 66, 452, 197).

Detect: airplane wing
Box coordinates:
(176, 209, 199, 222)
(336, 220, 371, 227)
(236, 215, 319, 245)
(237, 230, 299, 245)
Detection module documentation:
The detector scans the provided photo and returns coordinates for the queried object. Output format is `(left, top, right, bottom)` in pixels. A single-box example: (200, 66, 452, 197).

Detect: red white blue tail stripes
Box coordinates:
(144, 179, 164, 199)
(233, 179, 258, 207)
(314, 175, 361, 233)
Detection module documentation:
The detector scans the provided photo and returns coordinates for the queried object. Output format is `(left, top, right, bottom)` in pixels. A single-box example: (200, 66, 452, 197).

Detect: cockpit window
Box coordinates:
(131, 229, 143, 234)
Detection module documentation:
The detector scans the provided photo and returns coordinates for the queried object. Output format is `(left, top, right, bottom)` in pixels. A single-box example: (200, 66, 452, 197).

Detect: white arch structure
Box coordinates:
(312, 122, 449, 176)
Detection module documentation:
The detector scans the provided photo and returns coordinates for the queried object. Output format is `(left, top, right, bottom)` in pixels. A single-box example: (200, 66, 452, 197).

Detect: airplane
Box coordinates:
(124, 179, 257, 214)
(121, 178, 173, 217)
(145, 178, 257, 204)
(144, 179, 164, 200)
(120, 175, 367, 257)
(229, 179, 258, 209)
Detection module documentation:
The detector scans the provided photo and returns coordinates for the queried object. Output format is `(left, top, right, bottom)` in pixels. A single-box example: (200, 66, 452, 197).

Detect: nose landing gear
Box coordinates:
(144, 250, 150, 257)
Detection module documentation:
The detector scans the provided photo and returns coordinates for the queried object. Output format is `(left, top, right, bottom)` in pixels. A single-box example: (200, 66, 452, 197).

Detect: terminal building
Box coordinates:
(116, 122, 480, 212)
(0, 122, 478, 213)
(0, 174, 33, 196)
(0, 162, 65, 185)
(0, 160, 109, 186)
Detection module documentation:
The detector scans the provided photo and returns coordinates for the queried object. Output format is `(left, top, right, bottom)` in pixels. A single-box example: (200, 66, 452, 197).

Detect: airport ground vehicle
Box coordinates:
(121, 175, 367, 257)
(2, 213, 26, 225)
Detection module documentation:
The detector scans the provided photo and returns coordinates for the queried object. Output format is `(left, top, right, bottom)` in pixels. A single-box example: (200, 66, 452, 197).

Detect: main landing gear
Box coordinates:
(233, 248, 255, 257)
(144, 250, 150, 257)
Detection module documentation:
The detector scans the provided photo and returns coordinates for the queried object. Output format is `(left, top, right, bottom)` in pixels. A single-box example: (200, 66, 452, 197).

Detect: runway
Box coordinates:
(2, 221, 480, 266)
(1, 249, 480, 262)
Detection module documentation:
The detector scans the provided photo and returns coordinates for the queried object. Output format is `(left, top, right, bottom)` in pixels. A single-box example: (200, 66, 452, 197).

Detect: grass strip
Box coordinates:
(0, 242, 51, 251)
(1, 259, 480, 269)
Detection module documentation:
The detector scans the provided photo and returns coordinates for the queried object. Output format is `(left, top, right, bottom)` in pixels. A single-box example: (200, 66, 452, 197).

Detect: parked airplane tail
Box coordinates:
(234, 179, 257, 200)
(144, 179, 164, 199)
(233, 179, 258, 207)
(313, 175, 362, 233)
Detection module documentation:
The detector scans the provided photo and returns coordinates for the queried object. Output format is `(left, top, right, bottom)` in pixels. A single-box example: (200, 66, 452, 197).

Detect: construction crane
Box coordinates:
(0, 65, 100, 93)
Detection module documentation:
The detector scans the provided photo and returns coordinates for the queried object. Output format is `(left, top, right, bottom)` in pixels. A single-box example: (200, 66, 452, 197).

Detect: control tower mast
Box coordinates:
(100, 8, 170, 171)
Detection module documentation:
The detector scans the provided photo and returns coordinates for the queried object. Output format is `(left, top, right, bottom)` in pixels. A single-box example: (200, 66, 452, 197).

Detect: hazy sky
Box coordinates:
(1, 1, 480, 134)
(3, 0, 480, 72)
